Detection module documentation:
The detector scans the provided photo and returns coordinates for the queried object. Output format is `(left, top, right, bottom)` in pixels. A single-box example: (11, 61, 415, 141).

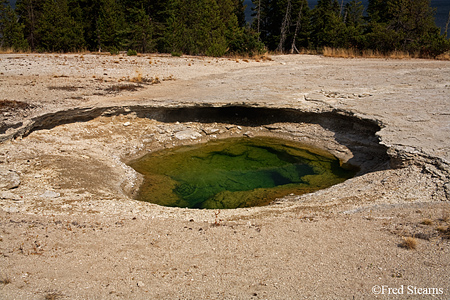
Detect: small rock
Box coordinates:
(40, 190, 60, 198)
(243, 131, 254, 137)
(0, 168, 20, 190)
(0, 191, 21, 201)
(174, 129, 202, 140)
(3, 206, 19, 213)
(203, 128, 220, 135)
(137, 281, 145, 287)
(123, 122, 131, 126)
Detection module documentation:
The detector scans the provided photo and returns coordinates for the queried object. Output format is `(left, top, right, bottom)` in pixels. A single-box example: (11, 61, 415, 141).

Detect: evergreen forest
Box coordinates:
(0, 0, 449, 57)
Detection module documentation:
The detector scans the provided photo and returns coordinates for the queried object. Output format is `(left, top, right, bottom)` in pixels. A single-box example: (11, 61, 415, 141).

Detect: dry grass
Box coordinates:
(44, 291, 63, 300)
(0, 275, 12, 285)
(47, 85, 79, 91)
(124, 69, 162, 84)
(0, 47, 32, 54)
(437, 226, 450, 239)
(227, 52, 272, 62)
(321, 47, 424, 59)
(0, 99, 30, 112)
(105, 83, 143, 93)
(399, 236, 418, 250)
(436, 51, 450, 61)
(420, 218, 433, 225)
(128, 74, 160, 84)
(322, 47, 360, 58)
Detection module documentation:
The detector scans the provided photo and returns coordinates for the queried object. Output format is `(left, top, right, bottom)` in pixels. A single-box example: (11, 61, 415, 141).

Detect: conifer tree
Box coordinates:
(124, 5, 153, 53)
(165, 0, 241, 56)
(0, 0, 28, 50)
(252, 0, 309, 51)
(97, 0, 126, 52)
(310, 0, 346, 48)
(342, 0, 365, 49)
(366, 0, 449, 55)
(15, 0, 43, 50)
(36, 0, 84, 52)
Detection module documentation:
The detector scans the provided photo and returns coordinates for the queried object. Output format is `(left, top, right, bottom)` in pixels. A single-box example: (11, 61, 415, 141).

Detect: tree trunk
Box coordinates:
(27, 0, 36, 51)
(257, 0, 261, 37)
(290, 3, 303, 54)
(445, 10, 450, 36)
(276, 0, 291, 53)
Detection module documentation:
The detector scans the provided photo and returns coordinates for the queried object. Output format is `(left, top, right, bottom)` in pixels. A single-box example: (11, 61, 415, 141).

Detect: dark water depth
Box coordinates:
(129, 137, 357, 209)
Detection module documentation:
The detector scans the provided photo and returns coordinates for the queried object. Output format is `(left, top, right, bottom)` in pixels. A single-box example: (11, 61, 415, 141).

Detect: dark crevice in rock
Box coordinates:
(0, 104, 392, 175)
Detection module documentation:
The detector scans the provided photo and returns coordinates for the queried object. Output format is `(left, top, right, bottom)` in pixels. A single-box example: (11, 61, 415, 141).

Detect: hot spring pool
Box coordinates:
(129, 137, 357, 209)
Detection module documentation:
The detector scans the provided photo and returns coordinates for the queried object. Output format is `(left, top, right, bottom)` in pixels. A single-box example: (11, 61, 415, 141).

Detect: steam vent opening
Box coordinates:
(129, 137, 358, 209)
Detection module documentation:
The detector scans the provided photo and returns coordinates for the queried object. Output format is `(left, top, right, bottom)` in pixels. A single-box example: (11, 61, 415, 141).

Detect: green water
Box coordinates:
(129, 137, 356, 209)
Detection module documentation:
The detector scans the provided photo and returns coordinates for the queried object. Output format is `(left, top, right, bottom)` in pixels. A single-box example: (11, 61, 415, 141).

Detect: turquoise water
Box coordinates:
(129, 137, 356, 209)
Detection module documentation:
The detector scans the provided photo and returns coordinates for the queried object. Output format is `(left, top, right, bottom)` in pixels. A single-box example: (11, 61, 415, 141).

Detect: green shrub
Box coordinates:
(109, 47, 119, 55)
(171, 51, 182, 57)
(127, 49, 137, 56)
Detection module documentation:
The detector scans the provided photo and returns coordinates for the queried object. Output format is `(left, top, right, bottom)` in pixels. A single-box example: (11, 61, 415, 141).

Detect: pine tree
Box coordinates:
(97, 0, 126, 53)
(0, 0, 28, 50)
(233, 0, 246, 27)
(165, 0, 241, 56)
(16, 0, 43, 51)
(290, 0, 310, 53)
(252, 0, 309, 51)
(310, 0, 346, 48)
(124, 5, 153, 53)
(366, 0, 449, 56)
(342, 0, 365, 49)
(36, 0, 85, 52)
(251, 0, 271, 42)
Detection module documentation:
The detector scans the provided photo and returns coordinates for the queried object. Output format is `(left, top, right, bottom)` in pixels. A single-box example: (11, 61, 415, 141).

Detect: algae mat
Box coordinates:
(129, 137, 356, 209)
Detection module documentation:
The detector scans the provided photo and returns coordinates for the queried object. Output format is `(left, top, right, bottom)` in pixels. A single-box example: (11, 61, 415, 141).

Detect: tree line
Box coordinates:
(0, 0, 449, 57)
(254, 0, 450, 57)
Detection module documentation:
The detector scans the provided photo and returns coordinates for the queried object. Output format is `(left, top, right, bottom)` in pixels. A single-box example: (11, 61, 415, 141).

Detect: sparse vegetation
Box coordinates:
(105, 83, 143, 93)
(0, 99, 30, 112)
(0, 275, 12, 285)
(399, 236, 418, 250)
(47, 86, 79, 92)
(44, 291, 63, 300)
(437, 51, 450, 60)
(171, 51, 182, 57)
(127, 49, 137, 56)
(437, 226, 450, 239)
(212, 210, 222, 227)
(127, 74, 161, 85)
(320, 47, 447, 60)
(420, 218, 433, 225)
